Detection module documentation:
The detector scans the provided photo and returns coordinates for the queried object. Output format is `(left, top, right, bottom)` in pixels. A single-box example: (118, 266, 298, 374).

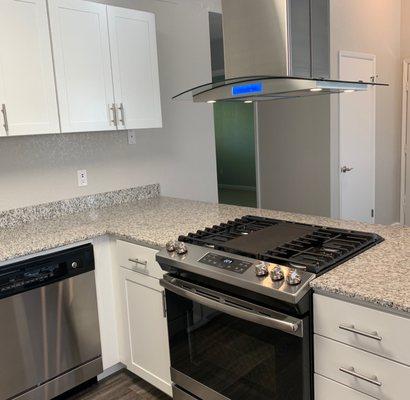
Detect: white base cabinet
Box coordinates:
(315, 334, 410, 400)
(314, 294, 410, 400)
(115, 241, 171, 396)
(93, 237, 120, 370)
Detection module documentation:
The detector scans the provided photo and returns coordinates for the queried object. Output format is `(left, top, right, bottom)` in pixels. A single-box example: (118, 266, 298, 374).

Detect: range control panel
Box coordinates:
(199, 253, 252, 274)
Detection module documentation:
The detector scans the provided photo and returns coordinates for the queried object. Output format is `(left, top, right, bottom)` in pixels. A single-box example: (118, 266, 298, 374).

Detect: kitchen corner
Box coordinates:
(1, 0, 410, 399)
(1, 183, 409, 314)
(1, 183, 409, 400)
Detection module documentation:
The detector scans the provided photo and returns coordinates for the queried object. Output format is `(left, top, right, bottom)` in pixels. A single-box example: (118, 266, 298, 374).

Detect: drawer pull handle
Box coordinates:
(339, 324, 382, 341)
(128, 258, 148, 267)
(339, 367, 382, 387)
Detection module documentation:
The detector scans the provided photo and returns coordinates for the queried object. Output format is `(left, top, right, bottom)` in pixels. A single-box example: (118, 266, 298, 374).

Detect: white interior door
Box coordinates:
(0, 0, 60, 136)
(108, 6, 162, 130)
(48, 0, 115, 133)
(339, 52, 376, 223)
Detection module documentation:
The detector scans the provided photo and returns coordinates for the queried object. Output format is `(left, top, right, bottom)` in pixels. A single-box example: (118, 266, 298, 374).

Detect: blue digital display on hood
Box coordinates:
(232, 82, 263, 96)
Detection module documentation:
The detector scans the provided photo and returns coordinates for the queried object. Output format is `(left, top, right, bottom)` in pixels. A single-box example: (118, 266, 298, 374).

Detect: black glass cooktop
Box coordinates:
(179, 216, 383, 274)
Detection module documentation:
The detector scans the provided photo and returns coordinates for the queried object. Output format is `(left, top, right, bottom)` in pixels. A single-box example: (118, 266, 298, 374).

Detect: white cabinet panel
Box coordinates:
(49, 0, 115, 132)
(119, 267, 171, 396)
(0, 0, 59, 136)
(108, 6, 162, 129)
(315, 374, 376, 400)
(314, 294, 410, 366)
(93, 237, 120, 370)
(315, 335, 410, 400)
(116, 240, 164, 280)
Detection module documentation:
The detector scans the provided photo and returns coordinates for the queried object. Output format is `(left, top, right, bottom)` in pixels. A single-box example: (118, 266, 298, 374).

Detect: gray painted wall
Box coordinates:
(258, 96, 331, 217)
(258, 0, 403, 224)
(330, 0, 402, 225)
(0, 0, 219, 211)
(402, 0, 410, 58)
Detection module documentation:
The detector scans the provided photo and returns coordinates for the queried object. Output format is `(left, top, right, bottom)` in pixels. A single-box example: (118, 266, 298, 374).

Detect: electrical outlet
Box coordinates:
(128, 130, 137, 145)
(77, 170, 88, 187)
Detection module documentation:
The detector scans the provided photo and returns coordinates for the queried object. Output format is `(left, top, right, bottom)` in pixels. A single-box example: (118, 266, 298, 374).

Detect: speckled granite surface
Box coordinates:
(0, 184, 159, 228)
(0, 194, 409, 314)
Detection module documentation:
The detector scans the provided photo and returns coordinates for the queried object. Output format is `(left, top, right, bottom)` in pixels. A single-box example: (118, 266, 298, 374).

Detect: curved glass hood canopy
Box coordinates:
(173, 76, 387, 103)
(175, 0, 388, 103)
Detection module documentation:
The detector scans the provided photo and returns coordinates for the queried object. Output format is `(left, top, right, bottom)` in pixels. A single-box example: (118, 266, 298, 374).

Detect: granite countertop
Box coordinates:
(1, 187, 409, 315)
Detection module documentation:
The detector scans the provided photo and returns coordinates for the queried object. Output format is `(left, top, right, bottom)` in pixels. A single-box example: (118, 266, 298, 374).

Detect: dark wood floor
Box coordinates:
(62, 371, 171, 400)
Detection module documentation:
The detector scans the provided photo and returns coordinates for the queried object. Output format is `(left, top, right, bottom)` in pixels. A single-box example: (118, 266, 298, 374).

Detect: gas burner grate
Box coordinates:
(179, 216, 384, 274)
(180, 216, 280, 250)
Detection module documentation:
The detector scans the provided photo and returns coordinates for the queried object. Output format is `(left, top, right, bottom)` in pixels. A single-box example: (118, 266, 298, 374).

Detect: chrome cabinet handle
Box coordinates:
(109, 103, 117, 126)
(1, 104, 9, 135)
(118, 103, 125, 126)
(128, 258, 148, 267)
(341, 165, 354, 173)
(160, 277, 303, 336)
(339, 367, 382, 387)
(339, 324, 382, 341)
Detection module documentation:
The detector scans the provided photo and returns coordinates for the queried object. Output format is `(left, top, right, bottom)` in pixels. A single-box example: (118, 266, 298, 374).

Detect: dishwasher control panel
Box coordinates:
(0, 244, 94, 299)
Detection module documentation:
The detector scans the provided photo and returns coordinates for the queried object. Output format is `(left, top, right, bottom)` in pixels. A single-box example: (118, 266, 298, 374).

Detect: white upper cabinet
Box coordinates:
(108, 7, 162, 129)
(0, 0, 60, 136)
(48, 0, 116, 133)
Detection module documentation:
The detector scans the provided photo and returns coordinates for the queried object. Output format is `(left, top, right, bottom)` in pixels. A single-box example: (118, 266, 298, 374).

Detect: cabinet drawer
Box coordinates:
(315, 374, 376, 400)
(314, 294, 410, 365)
(314, 335, 410, 400)
(116, 240, 163, 280)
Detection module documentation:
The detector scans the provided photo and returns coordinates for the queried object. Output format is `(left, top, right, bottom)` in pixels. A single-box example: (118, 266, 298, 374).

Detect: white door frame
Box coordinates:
(338, 50, 376, 223)
(400, 59, 410, 225)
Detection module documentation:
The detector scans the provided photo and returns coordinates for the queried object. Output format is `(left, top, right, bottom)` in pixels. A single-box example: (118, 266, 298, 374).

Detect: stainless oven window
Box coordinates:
(162, 277, 311, 400)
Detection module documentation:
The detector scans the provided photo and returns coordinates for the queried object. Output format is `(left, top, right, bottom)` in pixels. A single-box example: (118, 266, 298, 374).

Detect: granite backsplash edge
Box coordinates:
(0, 183, 160, 229)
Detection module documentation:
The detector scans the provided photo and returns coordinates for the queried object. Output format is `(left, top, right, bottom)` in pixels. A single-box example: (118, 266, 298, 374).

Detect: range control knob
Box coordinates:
(71, 261, 79, 269)
(270, 266, 284, 281)
(175, 242, 188, 255)
(166, 240, 178, 252)
(254, 261, 269, 277)
(287, 269, 302, 286)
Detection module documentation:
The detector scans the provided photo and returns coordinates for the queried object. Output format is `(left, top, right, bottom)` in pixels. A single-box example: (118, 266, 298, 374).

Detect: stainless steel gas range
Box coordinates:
(156, 215, 383, 400)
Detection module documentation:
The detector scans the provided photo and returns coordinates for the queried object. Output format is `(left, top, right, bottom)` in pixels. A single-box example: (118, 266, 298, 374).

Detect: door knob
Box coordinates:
(341, 166, 354, 173)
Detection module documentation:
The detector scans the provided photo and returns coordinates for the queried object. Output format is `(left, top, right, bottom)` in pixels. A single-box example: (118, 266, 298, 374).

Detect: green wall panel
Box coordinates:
(214, 102, 256, 188)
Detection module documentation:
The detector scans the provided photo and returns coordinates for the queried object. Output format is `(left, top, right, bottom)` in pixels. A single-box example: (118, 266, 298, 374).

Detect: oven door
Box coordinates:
(161, 276, 311, 400)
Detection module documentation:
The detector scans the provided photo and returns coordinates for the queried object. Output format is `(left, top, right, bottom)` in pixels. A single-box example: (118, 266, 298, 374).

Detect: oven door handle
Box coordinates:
(160, 278, 303, 337)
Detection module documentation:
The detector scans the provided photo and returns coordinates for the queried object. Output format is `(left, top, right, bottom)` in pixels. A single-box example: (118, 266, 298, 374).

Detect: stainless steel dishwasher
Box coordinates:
(0, 243, 103, 400)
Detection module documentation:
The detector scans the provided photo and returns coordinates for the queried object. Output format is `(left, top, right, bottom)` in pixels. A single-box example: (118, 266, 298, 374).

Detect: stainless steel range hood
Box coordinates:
(174, 0, 386, 103)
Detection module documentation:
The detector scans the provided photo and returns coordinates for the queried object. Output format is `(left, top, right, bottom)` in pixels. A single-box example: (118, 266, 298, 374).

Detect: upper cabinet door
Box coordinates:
(0, 0, 60, 136)
(108, 7, 162, 130)
(48, 0, 116, 133)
